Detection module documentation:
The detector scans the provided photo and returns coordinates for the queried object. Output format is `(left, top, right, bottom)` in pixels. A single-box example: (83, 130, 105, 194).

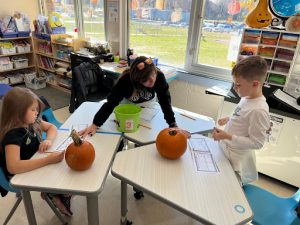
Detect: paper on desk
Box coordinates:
(274, 89, 300, 111)
(45, 136, 72, 153)
(189, 137, 209, 152)
(140, 107, 159, 121)
(189, 136, 219, 173)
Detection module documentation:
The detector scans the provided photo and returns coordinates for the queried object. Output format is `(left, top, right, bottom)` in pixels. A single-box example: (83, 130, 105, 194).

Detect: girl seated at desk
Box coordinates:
(80, 56, 180, 137)
(0, 87, 72, 216)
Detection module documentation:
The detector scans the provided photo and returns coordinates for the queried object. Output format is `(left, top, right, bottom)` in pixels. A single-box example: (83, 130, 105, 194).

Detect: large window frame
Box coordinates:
(184, 0, 231, 80)
(40, 0, 235, 81)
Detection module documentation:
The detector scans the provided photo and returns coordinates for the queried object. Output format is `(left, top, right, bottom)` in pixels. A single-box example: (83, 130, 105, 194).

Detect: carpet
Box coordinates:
(20, 85, 71, 110)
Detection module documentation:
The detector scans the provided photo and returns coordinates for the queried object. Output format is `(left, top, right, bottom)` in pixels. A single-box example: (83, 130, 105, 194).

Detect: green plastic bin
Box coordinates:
(114, 104, 141, 133)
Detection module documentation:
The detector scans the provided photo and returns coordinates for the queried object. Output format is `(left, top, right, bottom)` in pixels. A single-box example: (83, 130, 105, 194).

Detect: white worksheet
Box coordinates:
(189, 136, 219, 173)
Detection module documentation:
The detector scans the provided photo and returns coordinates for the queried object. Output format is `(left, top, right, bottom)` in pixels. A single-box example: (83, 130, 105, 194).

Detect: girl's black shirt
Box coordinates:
(0, 127, 40, 179)
(93, 70, 176, 127)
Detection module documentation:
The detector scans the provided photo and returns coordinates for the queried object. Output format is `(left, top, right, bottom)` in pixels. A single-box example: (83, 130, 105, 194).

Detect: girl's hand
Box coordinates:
(218, 117, 230, 126)
(78, 124, 98, 138)
(212, 128, 232, 141)
(39, 139, 53, 152)
(46, 151, 65, 164)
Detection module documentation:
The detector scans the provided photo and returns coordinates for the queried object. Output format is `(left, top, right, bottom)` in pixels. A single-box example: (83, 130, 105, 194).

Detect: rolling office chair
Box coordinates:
(0, 167, 67, 225)
(243, 184, 300, 225)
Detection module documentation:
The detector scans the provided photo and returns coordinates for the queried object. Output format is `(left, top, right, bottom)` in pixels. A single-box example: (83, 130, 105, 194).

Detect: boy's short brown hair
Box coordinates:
(232, 56, 268, 83)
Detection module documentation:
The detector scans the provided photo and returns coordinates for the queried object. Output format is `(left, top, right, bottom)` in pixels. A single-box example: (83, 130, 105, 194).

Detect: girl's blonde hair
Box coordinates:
(0, 87, 44, 150)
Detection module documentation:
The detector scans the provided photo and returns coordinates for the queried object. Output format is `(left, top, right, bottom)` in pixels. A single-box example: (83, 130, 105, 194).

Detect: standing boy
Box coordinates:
(212, 56, 270, 184)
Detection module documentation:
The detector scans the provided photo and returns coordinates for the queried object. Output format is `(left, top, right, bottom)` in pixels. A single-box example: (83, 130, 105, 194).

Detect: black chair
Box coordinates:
(69, 60, 111, 113)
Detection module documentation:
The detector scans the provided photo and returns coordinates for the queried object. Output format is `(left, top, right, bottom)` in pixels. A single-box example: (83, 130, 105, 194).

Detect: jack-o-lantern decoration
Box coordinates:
(245, 0, 272, 28)
(156, 128, 187, 160)
(65, 130, 95, 171)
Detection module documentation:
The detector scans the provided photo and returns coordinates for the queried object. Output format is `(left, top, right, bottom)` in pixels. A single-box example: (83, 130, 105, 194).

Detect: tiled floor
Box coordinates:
(0, 106, 298, 225)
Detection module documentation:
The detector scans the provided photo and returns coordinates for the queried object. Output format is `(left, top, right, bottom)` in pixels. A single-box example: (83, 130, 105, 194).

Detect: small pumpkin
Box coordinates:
(65, 130, 95, 171)
(156, 128, 187, 160)
(245, 0, 272, 28)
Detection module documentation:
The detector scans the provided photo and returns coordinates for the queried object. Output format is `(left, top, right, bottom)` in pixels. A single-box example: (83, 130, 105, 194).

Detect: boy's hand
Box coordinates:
(218, 117, 229, 126)
(78, 124, 97, 138)
(39, 139, 53, 152)
(47, 151, 65, 164)
(212, 128, 232, 141)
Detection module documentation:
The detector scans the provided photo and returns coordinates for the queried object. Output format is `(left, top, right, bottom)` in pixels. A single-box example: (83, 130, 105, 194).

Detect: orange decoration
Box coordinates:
(65, 130, 95, 171)
(91, 0, 97, 5)
(156, 128, 187, 160)
(245, 0, 272, 28)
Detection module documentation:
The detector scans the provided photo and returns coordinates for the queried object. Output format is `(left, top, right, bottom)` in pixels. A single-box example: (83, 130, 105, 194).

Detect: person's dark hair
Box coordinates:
(128, 56, 157, 90)
(232, 55, 268, 83)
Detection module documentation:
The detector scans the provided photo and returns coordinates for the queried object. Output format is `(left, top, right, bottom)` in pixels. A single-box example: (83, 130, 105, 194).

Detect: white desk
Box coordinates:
(61, 101, 121, 134)
(124, 102, 215, 145)
(10, 129, 121, 225)
(112, 135, 253, 225)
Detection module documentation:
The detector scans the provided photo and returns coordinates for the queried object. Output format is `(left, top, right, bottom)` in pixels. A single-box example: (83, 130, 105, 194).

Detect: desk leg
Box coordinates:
(87, 196, 99, 225)
(121, 181, 128, 225)
(21, 190, 37, 225)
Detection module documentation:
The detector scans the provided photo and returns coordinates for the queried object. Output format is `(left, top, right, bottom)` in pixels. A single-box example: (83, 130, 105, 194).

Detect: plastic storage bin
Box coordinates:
(12, 57, 28, 68)
(0, 46, 16, 55)
(17, 31, 30, 37)
(0, 62, 13, 71)
(24, 72, 46, 90)
(7, 74, 24, 84)
(0, 32, 18, 38)
(16, 44, 31, 53)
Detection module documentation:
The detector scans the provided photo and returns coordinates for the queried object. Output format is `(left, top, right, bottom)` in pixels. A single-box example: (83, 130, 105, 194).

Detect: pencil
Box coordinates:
(139, 123, 152, 129)
(180, 113, 196, 120)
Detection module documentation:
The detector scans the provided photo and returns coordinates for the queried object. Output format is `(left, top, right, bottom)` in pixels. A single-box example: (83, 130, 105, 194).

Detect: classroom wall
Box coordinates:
(0, 0, 39, 28)
(169, 80, 224, 121)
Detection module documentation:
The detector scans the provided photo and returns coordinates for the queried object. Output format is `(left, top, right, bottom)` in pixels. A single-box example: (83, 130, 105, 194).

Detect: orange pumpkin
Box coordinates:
(156, 128, 187, 160)
(65, 130, 95, 171)
(245, 0, 272, 28)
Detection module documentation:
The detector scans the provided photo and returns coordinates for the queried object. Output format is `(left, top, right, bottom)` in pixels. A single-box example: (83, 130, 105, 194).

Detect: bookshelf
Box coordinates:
(32, 34, 86, 91)
(237, 28, 300, 88)
(0, 36, 36, 85)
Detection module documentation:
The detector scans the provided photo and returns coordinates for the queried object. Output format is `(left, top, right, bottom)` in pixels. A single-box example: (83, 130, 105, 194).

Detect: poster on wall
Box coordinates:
(108, 0, 119, 23)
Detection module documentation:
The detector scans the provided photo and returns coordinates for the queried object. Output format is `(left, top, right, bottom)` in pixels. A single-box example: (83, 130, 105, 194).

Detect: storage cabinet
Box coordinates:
(33, 34, 86, 92)
(0, 36, 36, 85)
(238, 28, 300, 87)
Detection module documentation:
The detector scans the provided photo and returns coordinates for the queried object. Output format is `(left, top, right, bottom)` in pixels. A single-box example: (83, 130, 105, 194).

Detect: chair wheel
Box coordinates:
(133, 191, 144, 200)
(127, 220, 133, 225)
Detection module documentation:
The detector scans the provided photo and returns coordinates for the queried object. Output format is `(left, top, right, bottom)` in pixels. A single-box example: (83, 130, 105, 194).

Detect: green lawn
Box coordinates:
(64, 19, 232, 68)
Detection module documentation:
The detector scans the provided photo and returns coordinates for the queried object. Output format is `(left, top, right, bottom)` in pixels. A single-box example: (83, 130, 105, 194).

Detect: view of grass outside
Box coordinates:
(64, 18, 233, 68)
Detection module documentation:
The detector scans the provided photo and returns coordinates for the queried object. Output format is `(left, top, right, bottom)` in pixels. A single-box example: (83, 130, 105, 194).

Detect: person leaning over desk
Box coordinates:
(80, 56, 182, 137)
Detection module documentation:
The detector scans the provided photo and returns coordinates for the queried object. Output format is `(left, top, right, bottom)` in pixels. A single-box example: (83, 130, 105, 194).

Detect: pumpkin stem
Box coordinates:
(168, 129, 177, 136)
(70, 129, 83, 146)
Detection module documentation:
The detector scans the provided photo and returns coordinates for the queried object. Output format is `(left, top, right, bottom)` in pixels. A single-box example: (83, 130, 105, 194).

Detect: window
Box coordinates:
(186, 0, 256, 80)
(128, 0, 192, 67)
(41, 0, 76, 35)
(82, 0, 105, 41)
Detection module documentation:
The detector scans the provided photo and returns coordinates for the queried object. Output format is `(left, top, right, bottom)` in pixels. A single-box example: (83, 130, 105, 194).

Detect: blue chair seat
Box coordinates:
(244, 184, 300, 225)
(41, 107, 63, 128)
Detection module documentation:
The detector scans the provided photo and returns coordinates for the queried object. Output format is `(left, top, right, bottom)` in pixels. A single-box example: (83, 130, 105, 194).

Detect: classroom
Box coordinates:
(0, 0, 300, 224)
